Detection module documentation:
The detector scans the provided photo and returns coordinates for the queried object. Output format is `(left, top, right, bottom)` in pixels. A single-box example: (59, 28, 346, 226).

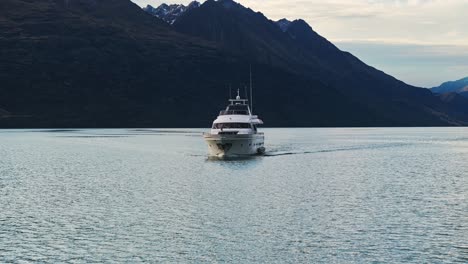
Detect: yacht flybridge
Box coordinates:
(203, 89, 265, 157)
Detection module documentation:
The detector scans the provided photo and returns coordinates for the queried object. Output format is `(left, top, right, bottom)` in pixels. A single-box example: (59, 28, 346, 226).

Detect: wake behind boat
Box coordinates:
(203, 89, 265, 157)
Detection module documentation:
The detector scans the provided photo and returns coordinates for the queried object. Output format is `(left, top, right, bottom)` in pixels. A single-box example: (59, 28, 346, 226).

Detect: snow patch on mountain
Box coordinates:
(143, 1, 200, 25)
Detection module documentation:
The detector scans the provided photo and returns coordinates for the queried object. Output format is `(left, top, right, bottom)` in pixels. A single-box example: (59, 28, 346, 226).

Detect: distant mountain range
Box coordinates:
(431, 77, 468, 97)
(144, 1, 294, 33)
(1, 0, 468, 128)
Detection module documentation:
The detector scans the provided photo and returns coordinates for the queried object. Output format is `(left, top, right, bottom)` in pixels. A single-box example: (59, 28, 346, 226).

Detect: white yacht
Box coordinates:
(203, 89, 265, 157)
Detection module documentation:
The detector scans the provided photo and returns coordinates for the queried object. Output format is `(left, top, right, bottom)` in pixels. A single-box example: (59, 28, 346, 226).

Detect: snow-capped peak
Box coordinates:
(143, 1, 200, 25)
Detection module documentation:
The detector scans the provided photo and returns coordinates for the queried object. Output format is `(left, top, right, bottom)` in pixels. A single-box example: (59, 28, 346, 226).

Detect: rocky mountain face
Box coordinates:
(143, 1, 200, 24)
(1, 0, 468, 128)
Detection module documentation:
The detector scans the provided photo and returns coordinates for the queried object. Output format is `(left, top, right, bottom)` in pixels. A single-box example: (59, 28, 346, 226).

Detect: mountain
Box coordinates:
(173, 0, 468, 125)
(0, 0, 375, 128)
(431, 77, 468, 96)
(143, 1, 200, 24)
(0, 0, 228, 127)
(1, 0, 468, 128)
(173, 1, 308, 72)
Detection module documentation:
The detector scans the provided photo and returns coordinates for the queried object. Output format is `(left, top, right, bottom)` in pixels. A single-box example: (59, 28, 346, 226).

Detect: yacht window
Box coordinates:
(213, 123, 251, 129)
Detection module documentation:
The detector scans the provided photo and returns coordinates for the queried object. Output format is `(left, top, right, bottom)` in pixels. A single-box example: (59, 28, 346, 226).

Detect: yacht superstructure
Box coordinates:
(203, 90, 265, 157)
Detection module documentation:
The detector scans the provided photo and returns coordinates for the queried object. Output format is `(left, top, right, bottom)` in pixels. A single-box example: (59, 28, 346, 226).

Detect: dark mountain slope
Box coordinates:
(174, 0, 313, 73)
(436, 92, 468, 123)
(174, 0, 468, 126)
(0, 0, 382, 128)
(0, 0, 224, 127)
(294, 20, 468, 125)
(1, 0, 467, 127)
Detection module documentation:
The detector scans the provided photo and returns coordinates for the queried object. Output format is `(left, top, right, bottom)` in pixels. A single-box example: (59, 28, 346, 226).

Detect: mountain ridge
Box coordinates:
(143, 1, 200, 24)
(1, 0, 468, 127)
(431, 77, 468, 96)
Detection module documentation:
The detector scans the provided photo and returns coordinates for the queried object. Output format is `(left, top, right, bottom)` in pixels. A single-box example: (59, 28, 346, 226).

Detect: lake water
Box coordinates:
(1, 128, 467, 263)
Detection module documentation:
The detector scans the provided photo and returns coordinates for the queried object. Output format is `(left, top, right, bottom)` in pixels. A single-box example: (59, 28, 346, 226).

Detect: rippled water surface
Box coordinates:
(1, 128, 468, 263)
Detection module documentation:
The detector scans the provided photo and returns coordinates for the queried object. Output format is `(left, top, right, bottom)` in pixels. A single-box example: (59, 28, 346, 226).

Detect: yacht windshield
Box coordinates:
(219, 104, 250, 115)
(213, 123, 251, 129)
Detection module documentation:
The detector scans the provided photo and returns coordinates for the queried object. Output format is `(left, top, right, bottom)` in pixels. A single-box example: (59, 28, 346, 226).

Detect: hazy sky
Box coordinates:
(131, 0, 468, 87)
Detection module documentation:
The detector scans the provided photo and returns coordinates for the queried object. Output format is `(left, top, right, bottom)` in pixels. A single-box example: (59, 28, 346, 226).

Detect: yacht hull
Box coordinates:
(203, 133, 265, 157)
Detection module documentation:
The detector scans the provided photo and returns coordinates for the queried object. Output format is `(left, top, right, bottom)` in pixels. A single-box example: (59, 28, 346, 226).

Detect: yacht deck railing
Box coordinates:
(219, 110, 250, 116)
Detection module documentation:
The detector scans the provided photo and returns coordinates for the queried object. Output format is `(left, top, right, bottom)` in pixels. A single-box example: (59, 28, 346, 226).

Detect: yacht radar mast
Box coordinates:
(250, 65, 253, 113)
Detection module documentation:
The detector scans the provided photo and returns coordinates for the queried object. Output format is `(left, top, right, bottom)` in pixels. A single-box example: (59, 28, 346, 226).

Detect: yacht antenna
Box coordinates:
(229, 84, 232, 99)
(250, 64, 253, 113)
